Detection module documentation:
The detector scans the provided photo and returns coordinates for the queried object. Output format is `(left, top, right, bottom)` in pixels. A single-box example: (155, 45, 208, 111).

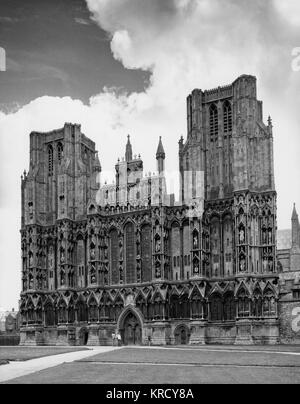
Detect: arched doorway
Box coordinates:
(79, 328, 89, 346)
(174, 325, 189, 345)
(122, 312, 142, 346)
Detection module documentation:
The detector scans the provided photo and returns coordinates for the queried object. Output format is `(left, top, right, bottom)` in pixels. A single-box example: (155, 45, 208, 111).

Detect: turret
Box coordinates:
(125, 135, 133, 162)
(292, 203, 300, 248)
(156, 136, 165, 174)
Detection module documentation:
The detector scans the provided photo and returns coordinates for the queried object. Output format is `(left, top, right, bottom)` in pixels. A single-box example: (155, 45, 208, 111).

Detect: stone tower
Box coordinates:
(21, 123, 100, 294)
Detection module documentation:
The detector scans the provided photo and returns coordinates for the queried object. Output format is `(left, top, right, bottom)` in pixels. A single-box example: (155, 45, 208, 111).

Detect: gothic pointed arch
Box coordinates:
(124, 221, 136, 284)
(236, 284, 250, 318)
(209, 103, 218, 143)
(209, 292, 223, 321)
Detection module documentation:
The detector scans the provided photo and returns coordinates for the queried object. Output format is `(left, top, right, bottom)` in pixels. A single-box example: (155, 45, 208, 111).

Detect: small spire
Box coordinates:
(292, 203, 298, 220)
(94, 152, 101, 171)
(125, 134, 133, 162)
(156, 136, 165, 159)
(268, 116, 272, 126)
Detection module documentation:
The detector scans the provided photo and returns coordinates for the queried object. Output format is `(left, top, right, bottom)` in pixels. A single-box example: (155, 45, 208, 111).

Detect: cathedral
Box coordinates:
(19, 75, 300, 346)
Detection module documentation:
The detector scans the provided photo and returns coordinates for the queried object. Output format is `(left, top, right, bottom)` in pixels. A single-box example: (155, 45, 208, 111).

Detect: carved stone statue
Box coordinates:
(29, 253, 33, 267)
(60, 250, 65, 264)
(263, 258, 268, 272)
(193, 235, 198, 249)
(91, 274, 96, 284)
(29, 276, 34, 289)
(268, 229, 272, 244)
(90, 248, 96, 260)
(239, 229, 245, 244)
(240, 258, 245, 272)
(155, 238, 161, 253)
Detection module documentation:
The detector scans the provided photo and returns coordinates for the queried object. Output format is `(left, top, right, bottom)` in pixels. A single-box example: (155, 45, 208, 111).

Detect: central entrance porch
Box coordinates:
(120, 311, 142, 346)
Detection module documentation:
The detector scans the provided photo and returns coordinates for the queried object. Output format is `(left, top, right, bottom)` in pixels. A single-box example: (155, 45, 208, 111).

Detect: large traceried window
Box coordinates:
(210, 293, 223, 321)
(57, 142, 64, 163)
(141, 224, 152, 282)
(110, 229, 119, 285)
(48, 145, 54, 176)
(125, 222, 136, 284)
(223, 100, 232, 136)
(209, 104, 218, 143)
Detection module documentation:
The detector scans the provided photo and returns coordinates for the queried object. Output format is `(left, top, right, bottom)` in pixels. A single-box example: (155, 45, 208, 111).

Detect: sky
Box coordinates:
(0, 0, 299, 310)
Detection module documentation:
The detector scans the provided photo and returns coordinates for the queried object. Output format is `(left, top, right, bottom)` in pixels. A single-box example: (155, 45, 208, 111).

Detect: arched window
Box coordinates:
(48, 145, 54, 176)
(77, 301, 88, 322)
(170, 295, 180, 319)
(110, 229, 119, 285)
(209, 104, 218, 143)
(45, 303, 55, 326)
(27, 302, 35, 324)
(191, 294, 203, 319)
(136, 295, 148, 320)
(263, 289, 276, 317)
(58, 301, 67, 324)
(252, 288, 262, 317)
(223, 101, 232, 135)
(57, 142, 64, 163)
(180, 294, 190, 319)
(125, 222, 136, 284)
(88, 299, 98, 323)
(237, 290, 250, 318)
(223, 293, 235, 321)
(210, 293, 223, 321)
(141, 224, 152, 282)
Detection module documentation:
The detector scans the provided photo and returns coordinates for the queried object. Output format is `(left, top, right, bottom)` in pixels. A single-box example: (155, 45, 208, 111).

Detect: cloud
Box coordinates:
(0, 17, 20, 23)
(0, 0, 300, 309)
(74, 17, 91, 26)
(273, 0, 300, 26)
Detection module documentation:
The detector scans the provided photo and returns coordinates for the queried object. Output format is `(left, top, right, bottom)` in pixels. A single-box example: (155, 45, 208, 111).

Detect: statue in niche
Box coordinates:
(155, 260, 161, 278)
(43, 275, 47, 289)
(155, 238, 161, 253)
(49, 247, 54, 269)
(239, 228, 245, 244)
(29, 253, 33, 267)
(60, 250, 65, 264)
(263, 257, 268, 272)
(155, 223, 160, 235)
(119, 265, 123, 283)
(240, 258, 245, 272)
(90, 247, 96, 260)
(268, 259, 273, 272)
(37, 276, 42, 290)
(136, 261, 141, 282)
(29, 275, 34, 290)
(60, 271, 65, 286)
(194, 264, 199, 274)
(268, 229, 272, 244)
(262, 229, 267, 244)
(91, 274, 96, 284)
(23, 278, 27, 291)
(193, 234, 198, 249)
(119, 237, 123, 261)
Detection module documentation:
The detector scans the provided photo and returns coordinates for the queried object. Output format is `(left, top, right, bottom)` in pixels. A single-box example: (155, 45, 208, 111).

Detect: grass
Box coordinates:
(1, 345, 300, 384)
(0, 346, 89, 362)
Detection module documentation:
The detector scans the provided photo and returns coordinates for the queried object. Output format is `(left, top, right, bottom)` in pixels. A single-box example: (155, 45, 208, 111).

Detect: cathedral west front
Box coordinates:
(19, 75, 300, 346)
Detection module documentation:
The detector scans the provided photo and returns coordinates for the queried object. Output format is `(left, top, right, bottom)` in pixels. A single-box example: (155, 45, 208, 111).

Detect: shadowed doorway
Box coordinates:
(122, 312, 142, 346)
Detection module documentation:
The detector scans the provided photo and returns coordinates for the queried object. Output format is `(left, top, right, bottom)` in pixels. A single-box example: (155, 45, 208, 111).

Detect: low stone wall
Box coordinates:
(278, 300, 300, 344)
(0, 334, 20, 346)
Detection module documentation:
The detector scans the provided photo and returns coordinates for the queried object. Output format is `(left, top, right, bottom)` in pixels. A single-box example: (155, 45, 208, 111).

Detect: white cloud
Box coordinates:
(274, 0, 300, 26)
(0, 0, 300, 309)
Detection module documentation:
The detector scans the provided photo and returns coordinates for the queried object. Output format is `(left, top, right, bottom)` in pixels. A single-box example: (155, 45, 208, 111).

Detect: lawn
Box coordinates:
(0, 346, 89, 362)
(77, 346, 300, 367)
